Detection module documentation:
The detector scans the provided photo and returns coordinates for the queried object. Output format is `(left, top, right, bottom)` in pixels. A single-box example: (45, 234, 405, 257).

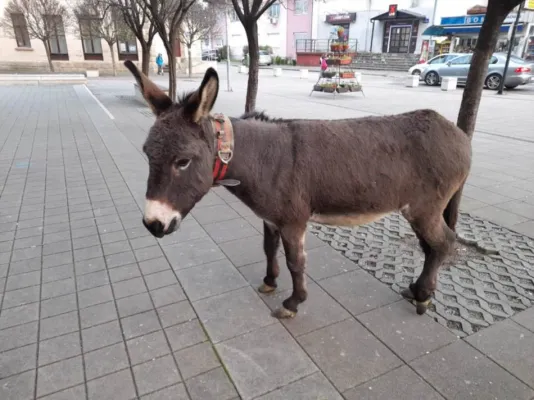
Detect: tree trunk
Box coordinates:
(244, 21, 259, 113)
(109, 42, 117, 77)
(188, 46, 193, 78)
(141, 42, 151, 76)
(43, 40, 54, 72)
(166, 38, 177, 101)
(456, 0, 522, 136)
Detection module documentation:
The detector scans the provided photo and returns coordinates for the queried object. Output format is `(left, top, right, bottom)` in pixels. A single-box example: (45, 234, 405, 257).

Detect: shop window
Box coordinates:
(79, 17, 103, 61)
(11, 13, 31, 48)
(45, 15, 69, 60)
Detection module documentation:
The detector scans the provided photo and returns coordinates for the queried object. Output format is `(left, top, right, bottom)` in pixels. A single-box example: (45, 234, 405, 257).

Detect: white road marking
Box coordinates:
(83, 84, 115, 120)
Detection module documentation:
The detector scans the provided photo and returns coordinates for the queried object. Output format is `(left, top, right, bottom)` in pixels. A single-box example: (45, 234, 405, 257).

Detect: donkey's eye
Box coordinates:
(174, 159, 191, 170)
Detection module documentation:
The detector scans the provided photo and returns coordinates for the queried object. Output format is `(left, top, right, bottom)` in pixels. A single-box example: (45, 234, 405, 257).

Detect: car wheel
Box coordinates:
(425, 71, 439, 86)
(412, 69, 421, 75)
(485, 73, 502, 90)
(505, 85, 518, 89)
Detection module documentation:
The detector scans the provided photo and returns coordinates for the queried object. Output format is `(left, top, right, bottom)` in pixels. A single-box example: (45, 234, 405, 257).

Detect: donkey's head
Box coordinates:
(124, 61, 220, 238)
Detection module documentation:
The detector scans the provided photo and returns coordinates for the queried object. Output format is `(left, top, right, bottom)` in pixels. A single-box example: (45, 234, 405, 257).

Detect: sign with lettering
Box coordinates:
(388, 4, 398, 17)
(526, 0, 534, 11)
(441, 13, 518, 26)
(325, 13, 356, 24)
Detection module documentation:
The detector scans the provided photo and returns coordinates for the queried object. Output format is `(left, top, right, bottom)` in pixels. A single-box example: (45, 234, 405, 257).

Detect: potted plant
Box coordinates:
(322, 70, 336, 78)
(340, 55, 352, 65)
(326, 57, 340, 66)
(337, 84, 349, 93)
(322, 83, 337, 93)
(339, 71, 354, 79)
(349, 83, 362, 92)
(330, 42, 340, 52)
(337, 26, 345, 39)
(341, 42, 349, 52)
(313, 84, 323, 92)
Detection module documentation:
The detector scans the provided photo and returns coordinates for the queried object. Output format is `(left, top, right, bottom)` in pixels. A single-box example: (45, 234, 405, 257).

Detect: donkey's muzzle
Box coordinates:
(142, 217, 179, 238)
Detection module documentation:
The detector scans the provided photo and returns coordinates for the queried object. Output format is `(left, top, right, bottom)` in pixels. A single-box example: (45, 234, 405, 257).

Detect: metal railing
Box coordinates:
(296, 39, 358, 54)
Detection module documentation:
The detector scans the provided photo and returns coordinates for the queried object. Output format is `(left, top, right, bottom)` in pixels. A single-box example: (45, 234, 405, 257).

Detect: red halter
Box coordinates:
(211, 113, 234, 184)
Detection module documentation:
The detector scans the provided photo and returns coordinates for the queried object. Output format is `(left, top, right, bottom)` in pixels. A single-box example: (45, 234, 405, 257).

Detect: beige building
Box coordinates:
(0, 0, 203, 75)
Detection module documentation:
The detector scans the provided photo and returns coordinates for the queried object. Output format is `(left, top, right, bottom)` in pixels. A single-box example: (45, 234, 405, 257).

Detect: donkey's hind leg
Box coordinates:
(402, 214, 456, 315)
(272, 224, 308, 319)
(259, 221, 281, 294)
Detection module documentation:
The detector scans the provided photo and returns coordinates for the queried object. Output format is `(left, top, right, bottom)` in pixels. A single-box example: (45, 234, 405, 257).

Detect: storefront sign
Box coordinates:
(388, 4, 398, 18)
(441, 13, 517, 26)
(325, 13, 356, 24)
(526, 0, 534, 11)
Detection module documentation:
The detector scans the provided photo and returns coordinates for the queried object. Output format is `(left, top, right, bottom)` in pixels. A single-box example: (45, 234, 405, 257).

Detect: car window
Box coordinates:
(444, 54, 459, 62)
(428, 55, 446, 64)
(489, 56, 499, 64)
(510, 55, 526, 64)
(450, 55, 472, 65)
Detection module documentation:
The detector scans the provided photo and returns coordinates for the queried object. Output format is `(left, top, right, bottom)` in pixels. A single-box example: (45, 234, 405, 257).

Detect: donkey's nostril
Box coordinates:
(143, 219, 165, 238)
(165, 217, 179, 234)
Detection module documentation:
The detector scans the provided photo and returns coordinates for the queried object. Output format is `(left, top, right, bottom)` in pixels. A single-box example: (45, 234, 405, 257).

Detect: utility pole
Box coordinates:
(497, 3, 522, 95)
(430, 0, 438, 56)
(225, 7, 233, 92)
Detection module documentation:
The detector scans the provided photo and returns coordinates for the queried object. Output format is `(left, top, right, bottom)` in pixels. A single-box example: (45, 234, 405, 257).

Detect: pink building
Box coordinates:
(285, 0, 314, 59)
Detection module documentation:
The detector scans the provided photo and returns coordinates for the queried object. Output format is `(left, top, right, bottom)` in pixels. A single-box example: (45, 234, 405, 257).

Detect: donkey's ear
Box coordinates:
(184, 67, 219, 123)
(124, 60, 172, 116)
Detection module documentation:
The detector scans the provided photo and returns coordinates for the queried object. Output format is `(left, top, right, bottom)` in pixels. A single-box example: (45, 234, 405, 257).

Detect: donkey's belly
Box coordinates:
(309, 212, 389, 227)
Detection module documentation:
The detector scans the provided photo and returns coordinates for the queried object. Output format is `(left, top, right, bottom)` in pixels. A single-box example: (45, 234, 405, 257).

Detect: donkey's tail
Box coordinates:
(443, 185, 464, 233)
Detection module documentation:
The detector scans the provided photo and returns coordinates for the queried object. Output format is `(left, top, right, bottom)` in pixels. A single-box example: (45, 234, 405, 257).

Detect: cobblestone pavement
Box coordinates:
(1, 76, 534, 400)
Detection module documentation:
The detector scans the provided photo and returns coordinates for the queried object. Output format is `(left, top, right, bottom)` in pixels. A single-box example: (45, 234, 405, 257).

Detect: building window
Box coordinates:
(229, 10, 239, 21)
(45, 15, 68, 60)
(117, 35, 138, 61)
(269, 3, 280, 18)
(79, 17, 103, 60)
(294, 0, 308, 15)
(11, 13, 31, 48)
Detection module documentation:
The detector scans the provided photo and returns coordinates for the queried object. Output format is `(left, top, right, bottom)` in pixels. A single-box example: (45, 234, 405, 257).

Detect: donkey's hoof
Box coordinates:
(400, 287, 415, 300)
(272, 307, 296, 319)
(258, 283, 276, 294)
(415, 299, 432, 315)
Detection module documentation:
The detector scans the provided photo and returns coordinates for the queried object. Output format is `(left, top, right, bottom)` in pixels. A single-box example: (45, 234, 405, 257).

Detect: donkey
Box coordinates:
(124, 60, 472, 319)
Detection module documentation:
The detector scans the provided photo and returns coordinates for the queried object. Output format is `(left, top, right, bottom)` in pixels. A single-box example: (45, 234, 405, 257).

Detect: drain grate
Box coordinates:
(310, 212, 534, 337)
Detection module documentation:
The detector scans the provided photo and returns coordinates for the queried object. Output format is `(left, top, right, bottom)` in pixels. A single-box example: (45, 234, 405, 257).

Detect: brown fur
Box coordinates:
(125, 61, 472, 317)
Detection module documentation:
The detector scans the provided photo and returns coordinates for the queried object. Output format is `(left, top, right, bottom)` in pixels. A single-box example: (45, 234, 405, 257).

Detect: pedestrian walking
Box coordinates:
(156, 53, 164, 75)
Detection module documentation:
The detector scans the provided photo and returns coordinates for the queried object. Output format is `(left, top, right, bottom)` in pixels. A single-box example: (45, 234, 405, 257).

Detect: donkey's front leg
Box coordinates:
(272, 224, 308, 319)
(258, 221, 281, 294)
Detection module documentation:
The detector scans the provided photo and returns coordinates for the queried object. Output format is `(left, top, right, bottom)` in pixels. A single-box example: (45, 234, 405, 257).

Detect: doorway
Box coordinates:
(388, 25, 412, 53)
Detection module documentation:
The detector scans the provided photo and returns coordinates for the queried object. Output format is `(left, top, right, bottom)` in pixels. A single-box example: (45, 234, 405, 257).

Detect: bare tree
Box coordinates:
(138, 0, 197, 101)
(107, 0, 157, 75)
(456, 0, 524, 136)
(1, 0, 70, 72)
(179, 2, 220, 77)
(73, 0, 130, 76)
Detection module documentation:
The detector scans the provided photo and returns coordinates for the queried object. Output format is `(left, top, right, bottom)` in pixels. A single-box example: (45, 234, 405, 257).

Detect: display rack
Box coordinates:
(309, 39, 364, 98)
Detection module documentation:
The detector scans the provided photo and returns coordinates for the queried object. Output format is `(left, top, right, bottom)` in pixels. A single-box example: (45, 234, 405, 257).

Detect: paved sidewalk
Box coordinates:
(0, 81, 534, 400)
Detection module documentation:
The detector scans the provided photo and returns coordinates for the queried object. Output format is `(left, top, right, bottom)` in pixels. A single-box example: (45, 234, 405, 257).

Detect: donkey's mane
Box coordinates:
(239, 111, 295, 123)
(176, 91, 195, 105)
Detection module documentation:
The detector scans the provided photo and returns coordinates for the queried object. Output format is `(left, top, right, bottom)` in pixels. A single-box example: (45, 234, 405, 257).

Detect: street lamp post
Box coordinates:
(497, 3, 522, 95)
(225, 8, 233, 92)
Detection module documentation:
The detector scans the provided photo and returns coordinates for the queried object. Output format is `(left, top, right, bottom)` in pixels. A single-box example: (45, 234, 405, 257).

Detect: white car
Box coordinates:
(409, 53, 461, 75)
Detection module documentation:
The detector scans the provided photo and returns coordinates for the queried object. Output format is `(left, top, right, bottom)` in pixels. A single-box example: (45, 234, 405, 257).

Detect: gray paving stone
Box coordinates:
(76, 270, 109, 291)
(80, 301, 118, 329)
(256, 372, 343, 400)
(156, 300, 196, 328)
(108, 263, 141, 283)
(174, 341, 220, 380)
(38, 332, 81, 366)
(159, 219, 207, 246)
(344, 365, 444, 400)
(116, 292, 154, 318)
(71, 225, 98, 239)
(78, 285, 113, 309)
(75, 257, 106, 276)
(163, 237, 226, 270)
(5, 270, 40, 291)
(191, 204, 240, 225)
(82, 320, 123, 353)
(100, 230, 128, 245)
(261, 282, 351, 337)
(10, 246, 42, 263)
(194, 286, 275, 343)
(41, 278, 75, 300)
(216, 323, 317, 400)
(74, 245, 103, 262)
(140, 383, 189, 400)
(42, 264, 74, 283)
(0, 369, 35, 400)
(465, 319, 534, 388)
(177, 259, 248, 302)
(165, 320, 206, 352)
(144, 270, 178, 291)
(14, 235, 42, 249)
(305, 246, 361, 281)
(103, 240, 131, 256)
(112, 276, 147, 299)
(129, 235, 158, 250)
(132, 354, 182, 396)
(219, 235, 265, 267)
(411, 340, 534, 400)
(39, 384, 86, 400)
(135, 246, 165, 263)
(186, 367, 237, 400)
(203, 218, 259, 244)
(138, 257, 172, 276)
(298, 318, 402, 392)
(86, 368, 136, 400)
(0, 343, 36, 377)
(105, 251, 137, 269)
(2, 285, 40, 309)
(319, 270, 401, 316)
(512, 306, 534, 332)
(84, 342, 130, 380)
(0, 321, 38, 352)
(40, 311, 79, 340)
(42, 240, 71, 256)
(150, 284, 186, 308)
(40, 294, 77, 318)
(357, 300, 458, 362)
(37, 355, 84, 397)
(72, 235, 100, 250)
(121, 310, 161, 340)
(42, 251, 73, 269)
(126, 330, 171, 366)
(0, 302, 39, 329)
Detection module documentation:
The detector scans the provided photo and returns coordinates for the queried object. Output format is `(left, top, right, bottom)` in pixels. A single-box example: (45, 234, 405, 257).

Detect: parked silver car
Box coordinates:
(421, 52, 533, 89)
(408, 53, 461, 75)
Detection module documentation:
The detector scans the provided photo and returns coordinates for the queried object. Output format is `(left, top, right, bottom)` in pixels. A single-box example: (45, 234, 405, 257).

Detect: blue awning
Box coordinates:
(423, 23, 524, 36)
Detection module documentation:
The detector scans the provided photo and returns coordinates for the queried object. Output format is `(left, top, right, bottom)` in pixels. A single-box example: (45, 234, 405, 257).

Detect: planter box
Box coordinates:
(313, 84, 323, 92)
(337, 86, 349, 93)
(300, 69, 309, 79)
(86, 70, 99, 78)
(323, 87, 336, 93)
(349, 85, 362, 92)
(441, 76, 457, 91)
(239, 65, 249, 74)
(273, 67, 282, 77)
(405, 75, 419, 88)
